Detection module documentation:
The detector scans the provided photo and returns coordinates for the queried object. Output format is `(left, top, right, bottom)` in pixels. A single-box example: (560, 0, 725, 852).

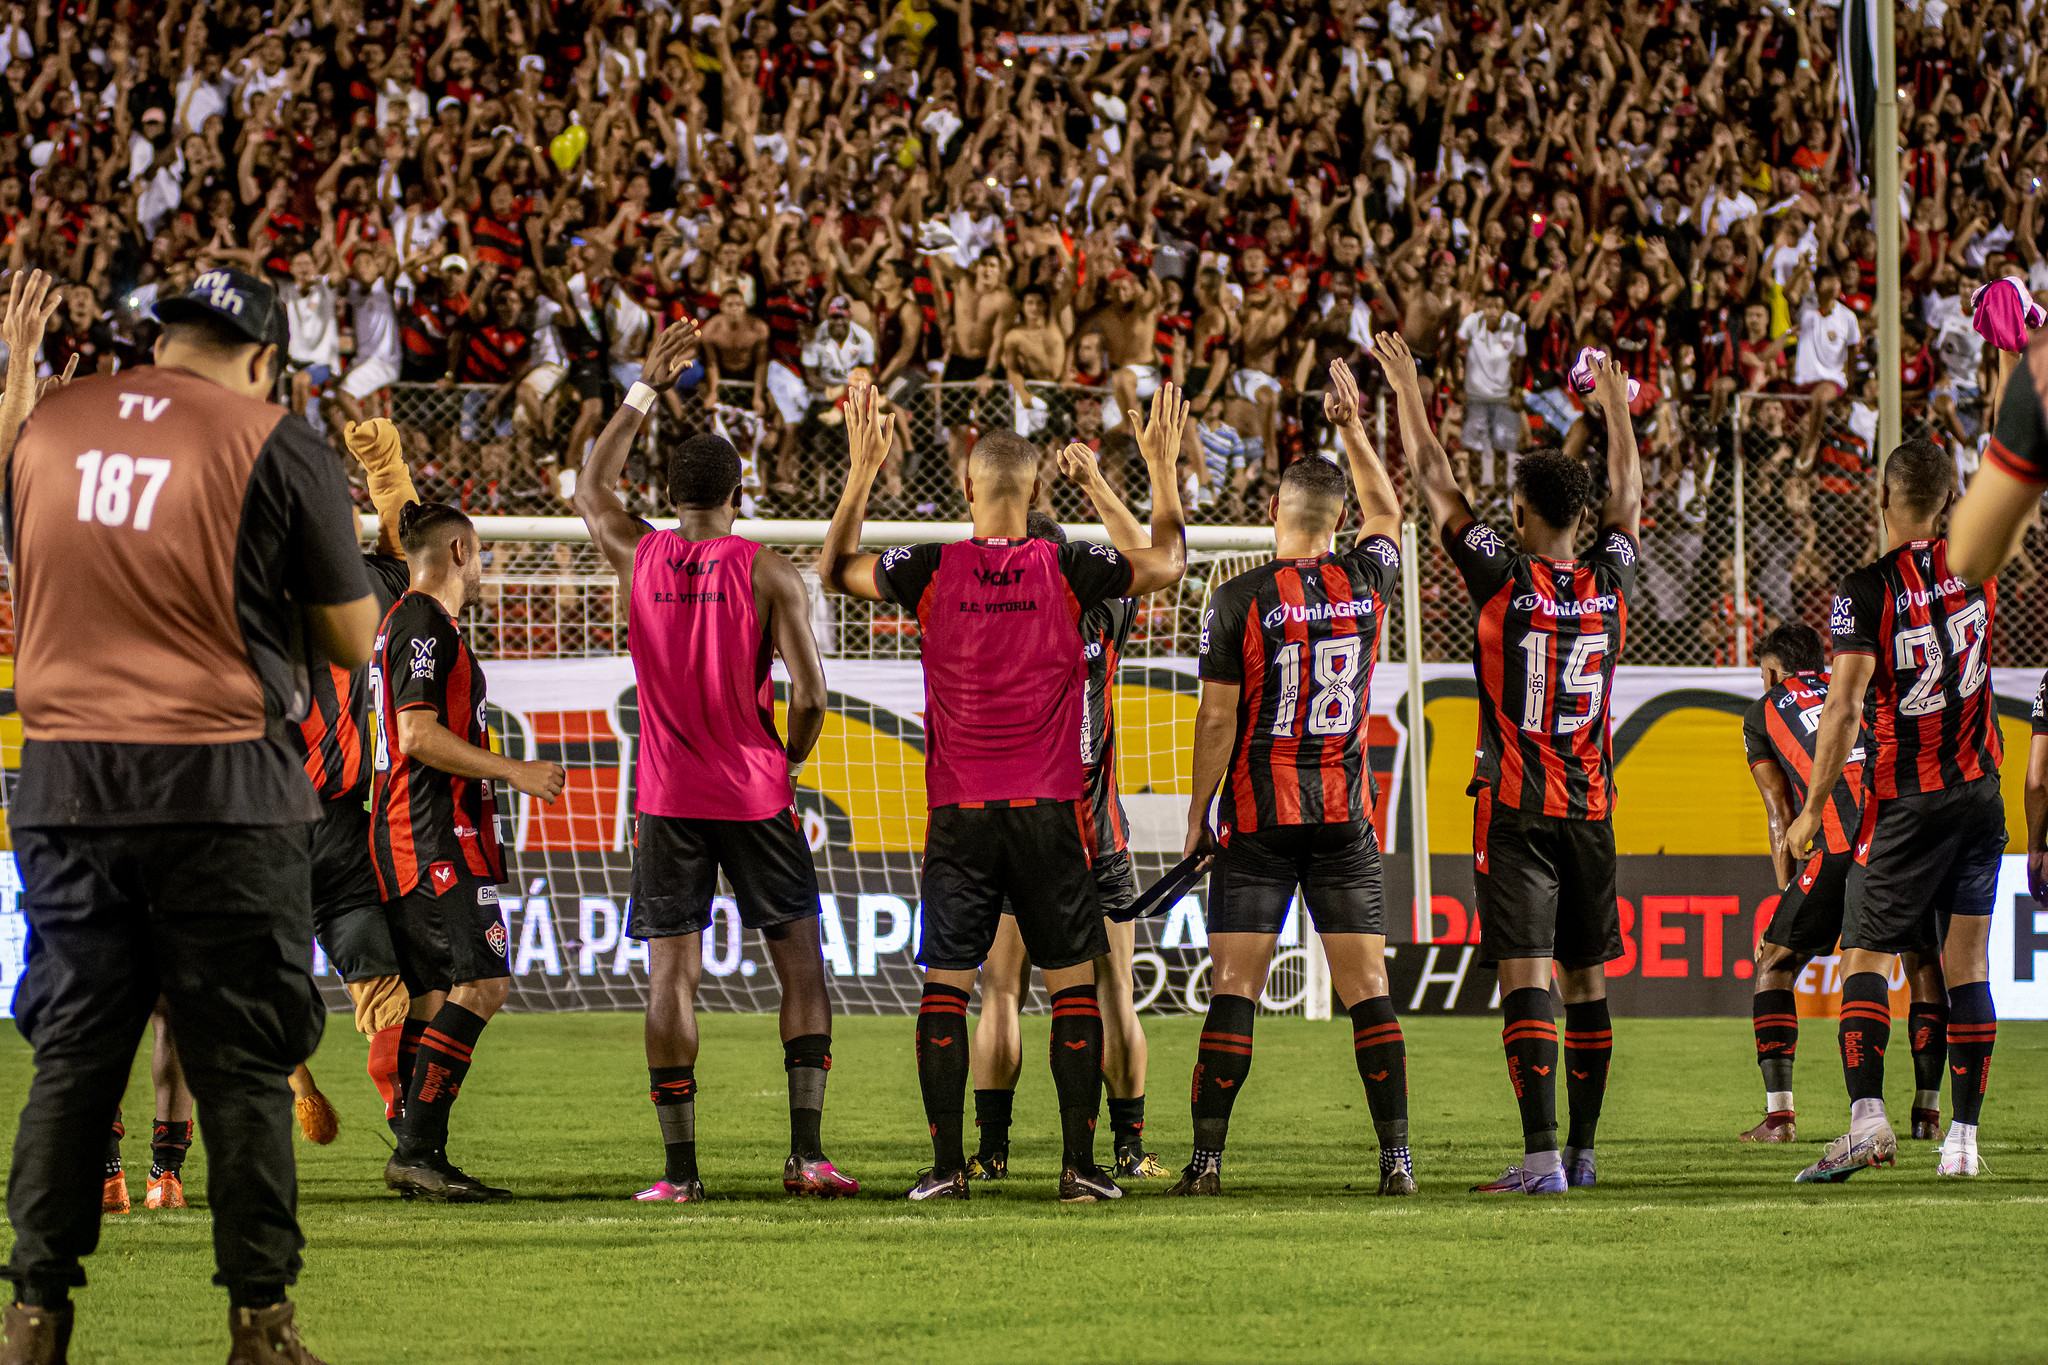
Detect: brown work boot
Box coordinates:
(225, 1302, 327, 1365)
(0, 1301, 73, 1365)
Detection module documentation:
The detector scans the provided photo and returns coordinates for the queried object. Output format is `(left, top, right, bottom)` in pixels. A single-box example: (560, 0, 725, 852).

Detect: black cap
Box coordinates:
(154, 268, 289, 350)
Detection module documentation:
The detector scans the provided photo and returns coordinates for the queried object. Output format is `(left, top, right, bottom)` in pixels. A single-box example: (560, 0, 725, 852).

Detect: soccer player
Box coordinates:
(1170, 359, 1413, 1198)
(371, 501, 567, 1202)
(1785, 439, 2005, 1183)
(288, 417, 423, 1152)
(1945, 333, 2045, 585)
(819, 382, 1189, 1202)
(965, 485, 1170, 1184)
(573, 320, 858, 1202)
(1375, 331, 1639, 1196)
(1736, 624, 1950, 1143)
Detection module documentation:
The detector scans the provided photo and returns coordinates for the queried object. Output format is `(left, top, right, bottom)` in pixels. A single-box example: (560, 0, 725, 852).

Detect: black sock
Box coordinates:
(1752, 988, 1798, 1101)
(149, 1119, 193, 1179)
(395, 1017, 428, 1113)
(649, 1065, 698, 1184)
(226, 1282, 287, 1312)
(1349, 996, 1407, 1152)
(1107, 1095, 1146, 1159)
(1909, 1001, 1949, 1107)
(14, 1279, 67, 1310)
(1191, 993, 1256, 1157)
(915, 984, 971, 1175)
(973, 1088, 1014, 1157)
(1501, 986, 1559, 1154)
(783, 1034, 831, 1161)
(1047, 985, 1104, 1170)
(105, 1110, 124, 1178)
(398, 1003, 487, 1158)
(1838, 972, 1891, 1105)
(1946, 982, 1996, 1125)
(1563, 999, 1612, 1151)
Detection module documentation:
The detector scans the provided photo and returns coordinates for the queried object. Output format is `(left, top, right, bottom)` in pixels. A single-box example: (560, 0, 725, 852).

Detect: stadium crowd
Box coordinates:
(3, 0, 2048, 657)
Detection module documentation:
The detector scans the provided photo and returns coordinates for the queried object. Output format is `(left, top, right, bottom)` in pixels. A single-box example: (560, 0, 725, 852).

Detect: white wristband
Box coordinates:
(624, 381, 657, 414)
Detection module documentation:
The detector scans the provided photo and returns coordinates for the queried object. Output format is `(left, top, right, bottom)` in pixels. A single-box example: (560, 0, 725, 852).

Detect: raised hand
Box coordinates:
(1055, 440, 1104, 489)
(1592, 357, 1631, 412)
(844, 380, 889, 482)
(1370, 330, 1421, 392)
(1324, 359, 1363, 425)
(0, 269, 62, 363)
(1128, 381, 1188, 470)
(641, 317, 700, 389)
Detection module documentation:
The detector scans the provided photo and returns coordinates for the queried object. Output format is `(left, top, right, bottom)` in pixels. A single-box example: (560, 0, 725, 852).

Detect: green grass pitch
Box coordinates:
(5, 1012, 2046, 1363)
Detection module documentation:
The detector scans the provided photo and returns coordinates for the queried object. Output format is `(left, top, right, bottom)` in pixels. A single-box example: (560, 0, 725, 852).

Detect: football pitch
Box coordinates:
(6, 1013, 2046, 1364)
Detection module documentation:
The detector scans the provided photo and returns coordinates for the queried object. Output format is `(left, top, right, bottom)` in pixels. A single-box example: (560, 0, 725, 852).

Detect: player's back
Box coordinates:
(628, 530, 791, 821)
(1444, 519, 1638, 820)
(1830, 537, 2001, 800)
(1199, 536, 1399, 834)
(295, 554, 413, 801)
(880, 534, 1132, 806)
(1743, 671, 1866, 854)
(1080, 595, 1139, 848)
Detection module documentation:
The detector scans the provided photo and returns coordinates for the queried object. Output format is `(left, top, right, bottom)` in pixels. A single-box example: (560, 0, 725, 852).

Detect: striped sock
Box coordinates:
(1751, 988, 1798, 1108)
(397, 1003, 487, 1158)
(1349, 996, 1408, 1154)
(1909, 1001, 1949, 1112)
(1838, 973, 1892, 1106)
(1946, 982, 1996, 1126)
(1563, 999, 1613, 1151)
(649, 1065, 698, 1184)
(1190, 994, 1256, 1156)
(1501, 987, 1559, 1155)
(915, 984, 971, 1175)
(1048, 985, 1104, 1170)
(395, 1017, 428, 1116)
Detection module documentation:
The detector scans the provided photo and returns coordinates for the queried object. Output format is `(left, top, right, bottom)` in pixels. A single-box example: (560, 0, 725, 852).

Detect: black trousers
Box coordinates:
(5, 822, 323, 1300)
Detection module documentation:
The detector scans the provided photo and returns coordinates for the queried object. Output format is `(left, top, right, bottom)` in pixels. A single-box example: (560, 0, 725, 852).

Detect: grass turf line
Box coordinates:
(6, 1013, 2045, 1364)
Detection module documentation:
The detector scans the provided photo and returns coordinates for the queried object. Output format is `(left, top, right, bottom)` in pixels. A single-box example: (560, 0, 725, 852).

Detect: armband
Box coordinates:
(624, 381, 657, 414)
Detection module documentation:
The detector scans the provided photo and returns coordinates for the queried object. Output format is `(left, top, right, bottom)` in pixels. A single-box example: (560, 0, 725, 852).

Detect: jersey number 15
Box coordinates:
(1520, 632, 1607, 735)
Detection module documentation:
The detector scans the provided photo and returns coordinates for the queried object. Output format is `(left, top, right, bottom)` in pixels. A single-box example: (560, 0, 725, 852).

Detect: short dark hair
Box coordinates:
(1277, 454, 1349, 528)
(1884, 437, 1954, 518)
(968, 429, 1041, 494)
(160, 315, 280, 382)
(1757, 621, 1826, 674)
(1025, 510, 1066, 543)
(666, 432, 742, 509)
(398, 500, 474, 557)
(1514, 449, 1594, 533)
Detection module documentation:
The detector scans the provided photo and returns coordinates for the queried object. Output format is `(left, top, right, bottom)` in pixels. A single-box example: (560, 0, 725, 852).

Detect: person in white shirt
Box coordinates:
(175, 53, 229, 135)
(1702, 166, 1760, 238)
(1788, 265, 1860, 468)
(337, 247, 403, 423)
(802, 298, 876, 393)
(1456, 295, 1526, 486)
(279, 250, 343, 419)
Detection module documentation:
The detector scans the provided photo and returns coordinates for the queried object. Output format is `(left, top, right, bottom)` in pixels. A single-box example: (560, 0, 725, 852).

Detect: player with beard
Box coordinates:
(573, 321, 857, 1202)
(962, 425, 1181, 1185)
(1376, 332, 1641, 1197)
(1786, 440, 2004, 1183)
(371, 502, 566, 1202)
(1170, 361, 1411, 1197)
(820, 383, 1190, 1202)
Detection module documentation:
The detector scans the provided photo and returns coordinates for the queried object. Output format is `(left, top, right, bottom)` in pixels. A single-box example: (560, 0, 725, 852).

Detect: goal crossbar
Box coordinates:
(363, 516, 1278, 550)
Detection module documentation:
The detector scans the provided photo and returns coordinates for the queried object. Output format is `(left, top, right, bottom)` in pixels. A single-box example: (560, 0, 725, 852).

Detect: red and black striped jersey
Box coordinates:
(1741, 670, 1867, 856)
(1445, 517, 1638, 820)
(1197, 536, 1400, 835)
(291, 554, 412, 803)
(1984, 330, 2048, 485)
(1081, 596, 1138, 855)
(1813, 403, 1877, 497)
(368, 591, 505, 899)
(1830, 537, 2001, 800)
(2033, 668, 2048, 736)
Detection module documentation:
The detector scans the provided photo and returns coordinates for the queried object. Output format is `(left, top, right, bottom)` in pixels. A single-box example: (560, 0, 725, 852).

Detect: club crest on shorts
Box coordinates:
(485, 918, 508, 957)
(428, 862, 457, 894)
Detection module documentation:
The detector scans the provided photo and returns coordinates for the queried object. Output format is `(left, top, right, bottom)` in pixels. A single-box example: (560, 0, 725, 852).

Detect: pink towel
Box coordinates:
(1971, 276, 2046, 354)
(1568, 347, 1642, 403)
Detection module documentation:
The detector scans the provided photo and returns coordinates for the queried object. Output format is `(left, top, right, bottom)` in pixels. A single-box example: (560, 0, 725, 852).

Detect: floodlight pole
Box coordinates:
(1876, 0, 1902, 497)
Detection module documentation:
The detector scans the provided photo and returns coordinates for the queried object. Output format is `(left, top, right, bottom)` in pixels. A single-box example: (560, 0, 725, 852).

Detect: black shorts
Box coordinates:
(1096, 849, 1140, 923)
(1473, 789, 1622, 969)
(567, 356, 609, 403)
(1762, 848, 1853, 958)
(942, 354, 987, 386)
(384, 869, 510, 996)
(310, 795, 401, 983)
(628, 809, 821, 939)
(1842, 774, 2005, 956)
(921, 800, 1107, 972)
(1210, 821, 1385, 936)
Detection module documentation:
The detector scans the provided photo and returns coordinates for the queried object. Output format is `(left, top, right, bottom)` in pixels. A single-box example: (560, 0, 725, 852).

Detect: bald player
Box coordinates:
(820, 382, 1190, 1203)
(4, 266, 376, 1362)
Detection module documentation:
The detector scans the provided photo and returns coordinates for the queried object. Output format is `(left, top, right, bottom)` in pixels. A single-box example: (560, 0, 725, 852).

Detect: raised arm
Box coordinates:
(816, 381, 891, 600)
(755, 548, 827, 775)
(1325, 359, 1399, 544)
(571, 318, 700, 593)
(1592, 358, 1642, 537)
(1113, 382, 1190, 594)
(1371, 330, 1474, 532)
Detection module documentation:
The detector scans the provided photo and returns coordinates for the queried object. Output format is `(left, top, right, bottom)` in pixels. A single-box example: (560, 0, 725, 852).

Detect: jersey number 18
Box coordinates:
(1271, 636, 1363, 737)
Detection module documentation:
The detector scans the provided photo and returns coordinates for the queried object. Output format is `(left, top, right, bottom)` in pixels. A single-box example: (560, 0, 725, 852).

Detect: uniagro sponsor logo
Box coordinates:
(1509, 593, 1617, 617)
(1895, 576, 1969, 612)
(1263, 599, 1375, 628)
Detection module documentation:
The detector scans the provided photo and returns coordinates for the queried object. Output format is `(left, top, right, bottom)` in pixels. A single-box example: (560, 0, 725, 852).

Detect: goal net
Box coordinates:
(401, 523, 1373, 1019)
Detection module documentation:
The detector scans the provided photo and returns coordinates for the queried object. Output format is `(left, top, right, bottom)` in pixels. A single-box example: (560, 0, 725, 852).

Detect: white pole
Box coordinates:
(1732, 395, 1750, 668)
(1400, 521, 1432, 944)
(1303, 922, 1332, 1021)
(1875, 0, 1902, 471)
